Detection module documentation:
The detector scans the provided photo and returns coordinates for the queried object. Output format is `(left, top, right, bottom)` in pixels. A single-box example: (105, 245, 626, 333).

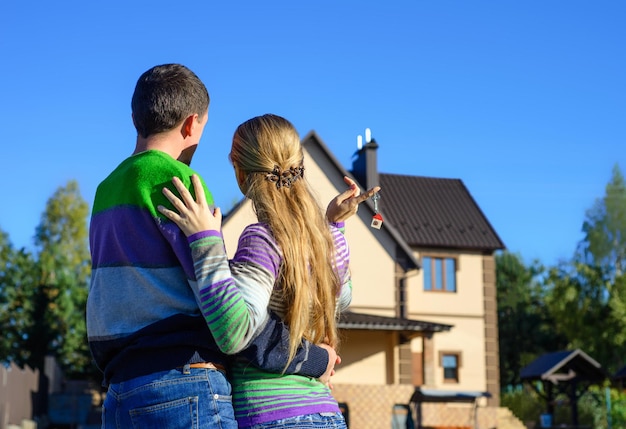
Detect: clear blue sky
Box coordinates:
(0, 1, 624, 267)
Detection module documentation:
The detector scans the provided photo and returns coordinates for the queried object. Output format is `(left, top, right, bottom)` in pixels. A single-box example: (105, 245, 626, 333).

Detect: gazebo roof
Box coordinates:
(520, 349, 606, 384)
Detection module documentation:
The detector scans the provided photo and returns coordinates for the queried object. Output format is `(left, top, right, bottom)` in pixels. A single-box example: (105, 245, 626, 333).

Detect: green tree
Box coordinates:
(497, 251, 566, 387)
(0, 229, 38, 366)
(543, 164, 626, 373)
(25, 180, 92, 378)
(580, 164, 626, 278)
(544, 262, 616, 368)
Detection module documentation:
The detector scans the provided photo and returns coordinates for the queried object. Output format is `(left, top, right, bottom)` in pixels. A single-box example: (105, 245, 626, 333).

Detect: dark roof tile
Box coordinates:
(377, 173, 505, 251)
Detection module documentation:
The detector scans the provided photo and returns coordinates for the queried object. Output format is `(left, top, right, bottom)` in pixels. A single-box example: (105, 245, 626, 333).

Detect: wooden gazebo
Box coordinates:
(520, 349, 606, 426)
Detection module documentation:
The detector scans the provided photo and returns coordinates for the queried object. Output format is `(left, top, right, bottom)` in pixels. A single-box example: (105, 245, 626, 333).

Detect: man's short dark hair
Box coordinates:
(131, 64, 210, 138)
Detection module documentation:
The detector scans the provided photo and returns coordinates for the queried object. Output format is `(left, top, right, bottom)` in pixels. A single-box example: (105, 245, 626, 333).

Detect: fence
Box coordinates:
(332, 384, 497, 429)
(0, 363, 42, 429)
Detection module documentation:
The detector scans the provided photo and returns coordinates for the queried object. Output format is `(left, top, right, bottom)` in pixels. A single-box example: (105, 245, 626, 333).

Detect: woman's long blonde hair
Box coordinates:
(230, 114, 340, 366)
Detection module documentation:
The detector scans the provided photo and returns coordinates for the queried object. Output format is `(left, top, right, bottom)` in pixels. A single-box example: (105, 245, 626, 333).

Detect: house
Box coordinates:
(221, 130, 507, 429)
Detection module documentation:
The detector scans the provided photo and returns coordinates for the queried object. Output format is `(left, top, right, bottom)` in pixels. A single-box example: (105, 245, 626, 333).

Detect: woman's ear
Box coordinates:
(234, 165, 248, 193)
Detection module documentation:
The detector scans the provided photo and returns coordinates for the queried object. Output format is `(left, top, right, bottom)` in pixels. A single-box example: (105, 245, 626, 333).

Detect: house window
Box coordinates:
(440, 352, 461, 383)
(422, 256, 457, 292)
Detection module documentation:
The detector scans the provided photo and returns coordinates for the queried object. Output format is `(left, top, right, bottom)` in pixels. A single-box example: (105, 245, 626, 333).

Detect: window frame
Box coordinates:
(439, 351, 462, 384)
(421, 254, 459, 293)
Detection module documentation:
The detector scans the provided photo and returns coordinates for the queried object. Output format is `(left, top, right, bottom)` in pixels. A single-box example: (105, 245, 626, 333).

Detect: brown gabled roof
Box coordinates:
(378, 173, 505, 251)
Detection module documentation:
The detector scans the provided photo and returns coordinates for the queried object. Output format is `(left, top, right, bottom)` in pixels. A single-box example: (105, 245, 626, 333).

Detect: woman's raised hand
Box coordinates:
(326, 176, 381, 223)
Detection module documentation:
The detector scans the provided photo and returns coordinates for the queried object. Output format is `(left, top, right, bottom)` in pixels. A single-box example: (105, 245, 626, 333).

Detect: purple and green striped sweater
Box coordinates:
(86, 150, 329, 385)
(187, 222, 352, 427)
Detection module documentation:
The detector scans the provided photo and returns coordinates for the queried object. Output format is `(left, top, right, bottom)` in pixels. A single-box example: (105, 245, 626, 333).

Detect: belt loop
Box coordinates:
(182, 364, 191, 375)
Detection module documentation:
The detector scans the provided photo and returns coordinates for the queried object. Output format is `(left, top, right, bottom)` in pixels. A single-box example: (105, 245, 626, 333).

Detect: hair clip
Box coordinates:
(264, 165, 304, 189)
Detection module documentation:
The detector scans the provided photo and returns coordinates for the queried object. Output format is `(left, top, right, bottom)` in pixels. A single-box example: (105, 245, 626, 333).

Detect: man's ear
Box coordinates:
(182, 113, 199, 138)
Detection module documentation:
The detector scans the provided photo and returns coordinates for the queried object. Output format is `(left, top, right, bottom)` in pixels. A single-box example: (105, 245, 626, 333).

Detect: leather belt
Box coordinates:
(179, 362, 226, 374)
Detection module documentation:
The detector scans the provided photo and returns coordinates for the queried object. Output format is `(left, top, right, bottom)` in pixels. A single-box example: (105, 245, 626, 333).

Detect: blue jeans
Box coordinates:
(102, 366, 236, 429)
(243, 412, 347, 429)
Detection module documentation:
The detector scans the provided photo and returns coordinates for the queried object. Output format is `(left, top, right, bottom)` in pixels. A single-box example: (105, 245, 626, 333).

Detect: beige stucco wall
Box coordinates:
(340, 221, 397, 315)
(333, 330, 390, 385)
(413, 318, 487, 391)
(408, 251, 485, 317)
(303, 149, 399, 315)
(406, 250, 488, 392)
(222, 201, 257, 257)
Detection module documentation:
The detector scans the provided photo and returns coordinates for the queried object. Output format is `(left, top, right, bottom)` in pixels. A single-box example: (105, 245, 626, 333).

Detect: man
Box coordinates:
(86, 64, 336, 428)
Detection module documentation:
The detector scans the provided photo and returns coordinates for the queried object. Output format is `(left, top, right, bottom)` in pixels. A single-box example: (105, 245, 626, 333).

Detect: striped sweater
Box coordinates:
(187, 222, 352, 427)
(86, 150, 328, 385)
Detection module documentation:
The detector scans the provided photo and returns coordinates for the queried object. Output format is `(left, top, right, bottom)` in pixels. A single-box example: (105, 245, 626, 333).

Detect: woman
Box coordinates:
(158, 114, 378, 428)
